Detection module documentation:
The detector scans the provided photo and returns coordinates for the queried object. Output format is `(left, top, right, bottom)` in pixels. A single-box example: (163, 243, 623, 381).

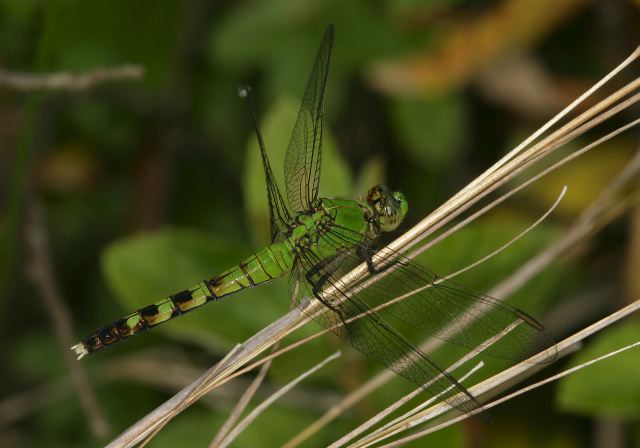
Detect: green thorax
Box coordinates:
(282, 197, 373, 261)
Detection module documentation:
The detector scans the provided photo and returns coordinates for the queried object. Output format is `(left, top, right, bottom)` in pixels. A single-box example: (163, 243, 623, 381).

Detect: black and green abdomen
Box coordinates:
(72, 243, 296, 358)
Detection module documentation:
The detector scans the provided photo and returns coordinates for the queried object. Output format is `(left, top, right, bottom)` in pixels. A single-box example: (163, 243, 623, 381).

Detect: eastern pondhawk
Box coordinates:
(73, 25, 556, 412)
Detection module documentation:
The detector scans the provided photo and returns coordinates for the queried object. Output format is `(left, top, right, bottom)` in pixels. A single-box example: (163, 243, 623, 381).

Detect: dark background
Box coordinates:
(1, 0, 640, 446)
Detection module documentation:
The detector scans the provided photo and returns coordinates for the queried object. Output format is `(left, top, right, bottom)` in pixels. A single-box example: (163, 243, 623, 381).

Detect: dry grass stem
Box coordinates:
(491, 146, 640, 299)
(350, 149, 640, 447)
(107, 47, 640, 447)
(328, 362, 484, 448)
(445, 185, 567, 279)
(411, 116, 640, 259)
(354, 299, 640, 447)
(329, 361, 484, 448)
(215, 351, 341, 448)
(137, 344, 245, 448)
(481, 45, 640, 178)
(209, 342, 280, 447)
(389, 70, 640, 259)
(335, 320, 532, 448)
(285, 142, 640, 447)
(0, 64, 144, 91)
(380, 339, 640, 448)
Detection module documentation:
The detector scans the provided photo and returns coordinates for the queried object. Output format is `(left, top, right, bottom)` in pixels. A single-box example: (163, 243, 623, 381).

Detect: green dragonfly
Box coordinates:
(73, 25, 556, 412)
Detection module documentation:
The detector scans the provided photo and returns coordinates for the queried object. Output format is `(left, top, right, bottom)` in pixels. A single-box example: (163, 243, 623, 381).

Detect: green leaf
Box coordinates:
(557, 321, 640, 418)
(101, 228, 286, 348)
(210, 1, 398, 107)
(353, 156, 385, 197)
(390, 93, 464, 170)
(11, 331, 66, 380)
(243, 96, 351, 244)
(50, 0, 184, 90)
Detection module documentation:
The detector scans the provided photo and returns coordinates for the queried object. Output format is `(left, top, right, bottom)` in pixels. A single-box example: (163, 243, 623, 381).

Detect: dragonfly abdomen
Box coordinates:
(72, 245, 294, 359)
(209, 245, 292, 295)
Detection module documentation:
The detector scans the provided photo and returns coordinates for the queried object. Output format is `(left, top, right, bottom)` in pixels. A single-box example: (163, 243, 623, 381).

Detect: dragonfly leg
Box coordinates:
(302, 253, 355, 335)
(310, 275, 354, 338)
(304, 256, 346, 313)
(357, 245, 388, 275)
(304, 254, 340, 290)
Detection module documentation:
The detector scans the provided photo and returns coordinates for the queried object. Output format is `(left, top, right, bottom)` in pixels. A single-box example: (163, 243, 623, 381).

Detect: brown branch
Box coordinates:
(25, 200, 111, 438)
(0, 64, 144, 91)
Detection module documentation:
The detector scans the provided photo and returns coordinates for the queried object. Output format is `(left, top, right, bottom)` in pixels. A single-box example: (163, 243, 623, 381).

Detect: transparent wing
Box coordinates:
(284, 25, 334, 213)
(290, 248, 481, 414)
(263, 151, 292, 242)
(242, 86, 292, 242)
(321, 226, 558, 364)
(289, 226, 557, 412)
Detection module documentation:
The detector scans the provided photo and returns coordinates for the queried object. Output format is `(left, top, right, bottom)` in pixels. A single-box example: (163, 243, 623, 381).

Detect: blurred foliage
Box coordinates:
(557, 321, 640, 419)
(1, 0, 640, 447)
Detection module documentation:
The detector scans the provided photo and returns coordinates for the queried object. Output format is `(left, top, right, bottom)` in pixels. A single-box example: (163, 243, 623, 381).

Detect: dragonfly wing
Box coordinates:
(253, 120, 292, 242)
(292, 248, 481, 414)
(264, 156, 292, 242)
(320, 226, 558, 364)
(284, 25, 334, 213)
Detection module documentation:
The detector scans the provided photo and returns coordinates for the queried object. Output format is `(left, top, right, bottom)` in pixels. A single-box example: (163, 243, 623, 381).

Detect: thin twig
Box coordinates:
(107, 46, 640, 448)
(333, 320, 526, 448)
(0, 64, 144, 91)
(216, 351, 341, 448)
(138, 344, 245, 448)
(25, 201, 111, 438)
(210, 342, 280, 447)
(284, 141, 640, 447)
(330, 362, 484, 448)
(355, 299, 640, 447)
(380, 339, 640, 447)
(106, 312, 303, 448)
(355, 148, 640, 448)
(446, 185, 567, 279)
(411, 117, 640, 260)
(491, 146, 640, 299)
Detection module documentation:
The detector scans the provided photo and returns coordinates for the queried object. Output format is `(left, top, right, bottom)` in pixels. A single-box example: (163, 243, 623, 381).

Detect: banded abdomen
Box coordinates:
(72, 243, 295, 359)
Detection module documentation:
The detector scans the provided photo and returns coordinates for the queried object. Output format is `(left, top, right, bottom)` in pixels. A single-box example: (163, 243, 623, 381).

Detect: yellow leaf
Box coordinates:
(368, 0, 588, 95)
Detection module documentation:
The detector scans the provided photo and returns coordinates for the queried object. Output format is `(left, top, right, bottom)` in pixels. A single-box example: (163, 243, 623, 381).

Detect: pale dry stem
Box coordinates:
(285, 92, 640, 448)
(215, 351, 341, 448)
(107, 47, 640, 448)
(209, 343, 279, 447)
(0, 64, 144, 91)
(372, 316, 640, 448)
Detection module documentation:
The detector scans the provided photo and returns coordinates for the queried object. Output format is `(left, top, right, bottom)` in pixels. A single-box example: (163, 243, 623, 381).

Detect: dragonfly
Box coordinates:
(73, 25, 556, 412)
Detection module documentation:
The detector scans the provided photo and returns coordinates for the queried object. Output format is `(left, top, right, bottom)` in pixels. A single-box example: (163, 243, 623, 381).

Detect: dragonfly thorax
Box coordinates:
(366, 184, 409, 233)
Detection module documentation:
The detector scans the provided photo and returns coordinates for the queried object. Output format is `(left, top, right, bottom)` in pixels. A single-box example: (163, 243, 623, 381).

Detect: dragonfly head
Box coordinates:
(366, 184, 409, 232)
